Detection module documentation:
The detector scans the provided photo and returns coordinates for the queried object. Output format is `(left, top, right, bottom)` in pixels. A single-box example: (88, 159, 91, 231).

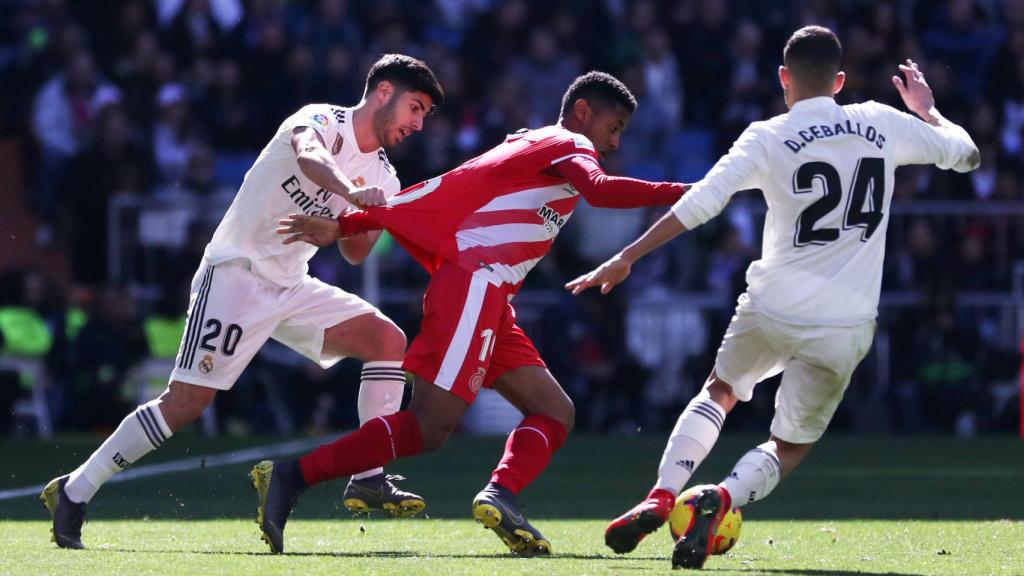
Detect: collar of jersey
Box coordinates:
(338, 108, 377, 157)
(790, 96, 838, 113)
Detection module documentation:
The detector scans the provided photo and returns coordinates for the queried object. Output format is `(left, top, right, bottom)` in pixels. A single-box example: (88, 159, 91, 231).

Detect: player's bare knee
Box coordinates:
(419, 420, 455, 451)
(352, 315, 406, 359)
(376, 324, 407, 360)
(159, 381, 215, 431)
(411, 402, 460, 451)
(562, 411, 575, 435)
(769, 436, 815, 478)
(773, 437, 813, 458)
(552, 398, 575, 434)
(706, 377, 739, 412)
(519, 392, 574, 433)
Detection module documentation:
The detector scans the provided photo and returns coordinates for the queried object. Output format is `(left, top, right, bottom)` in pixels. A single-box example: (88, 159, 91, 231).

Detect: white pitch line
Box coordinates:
(0, 435, 334, 501)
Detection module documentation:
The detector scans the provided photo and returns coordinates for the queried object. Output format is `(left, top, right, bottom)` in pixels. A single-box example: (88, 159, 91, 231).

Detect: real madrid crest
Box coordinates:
(199, 354, 214, 374)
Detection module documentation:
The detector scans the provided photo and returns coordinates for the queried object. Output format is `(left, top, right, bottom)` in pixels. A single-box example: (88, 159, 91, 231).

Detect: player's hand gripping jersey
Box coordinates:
(671, 97, 978, 326)
(205, 104, 399, 287)
(345, 125, 684, 290)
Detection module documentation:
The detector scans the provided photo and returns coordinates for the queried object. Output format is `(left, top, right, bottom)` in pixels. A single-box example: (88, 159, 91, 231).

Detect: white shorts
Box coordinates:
(169, 259, 379, 390)
(714, 293, 875, 444)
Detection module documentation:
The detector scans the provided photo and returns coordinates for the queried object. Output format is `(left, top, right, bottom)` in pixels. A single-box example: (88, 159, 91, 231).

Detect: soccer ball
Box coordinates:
(668, 484, 742, 554)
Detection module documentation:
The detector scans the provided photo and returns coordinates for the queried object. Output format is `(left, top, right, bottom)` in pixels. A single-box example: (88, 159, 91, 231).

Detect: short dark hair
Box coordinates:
(783, 26, 843, 91)
(559, 71, 637, 119)
(365, 54, 445, 108)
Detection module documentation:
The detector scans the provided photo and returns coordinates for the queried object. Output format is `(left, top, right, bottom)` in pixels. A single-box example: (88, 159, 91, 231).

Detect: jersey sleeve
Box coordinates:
(555, 155, 685, 207)
(883, 104, 980, 172)
(671, 123, 768, 230)
(381, 172, 401, 200)
(281, 104, 341, 149)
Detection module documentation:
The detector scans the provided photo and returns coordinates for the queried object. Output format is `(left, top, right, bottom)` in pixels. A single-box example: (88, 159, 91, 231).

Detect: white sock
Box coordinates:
(64, 400, 172, 504)
(721, 441, 782, 507)
(653, 389, 726, 494)
(352, 361, 406, 481)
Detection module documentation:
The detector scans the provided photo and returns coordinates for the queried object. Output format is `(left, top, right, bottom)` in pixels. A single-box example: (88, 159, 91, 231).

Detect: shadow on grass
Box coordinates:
(105, 547, 664, 561)
(95, 548, 927, 575)
(712, 565, 929, 569)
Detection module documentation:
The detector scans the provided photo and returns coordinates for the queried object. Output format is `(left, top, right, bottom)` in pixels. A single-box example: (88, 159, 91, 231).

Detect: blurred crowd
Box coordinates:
(0, 0, 1021, 437)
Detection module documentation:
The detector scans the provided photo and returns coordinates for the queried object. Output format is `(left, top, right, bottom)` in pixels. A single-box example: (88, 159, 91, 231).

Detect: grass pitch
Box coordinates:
(1, 434, 1022, 575)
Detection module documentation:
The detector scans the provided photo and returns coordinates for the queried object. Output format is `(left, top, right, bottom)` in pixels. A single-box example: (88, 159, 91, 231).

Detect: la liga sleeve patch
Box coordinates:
(571, 134, 596, 152)
(310, 113, 331, 129)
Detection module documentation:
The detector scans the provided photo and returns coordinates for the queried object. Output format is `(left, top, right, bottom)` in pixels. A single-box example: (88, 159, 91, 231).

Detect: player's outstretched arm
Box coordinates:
(277, 211, 385, 264)
(565, 211, 687, 295)
(891, 59, 945, 127)
(566, 122, 768, 295)
(890, 59, 980, 172)
(290, 126, 387, 207)
(555, 155, 687, 208)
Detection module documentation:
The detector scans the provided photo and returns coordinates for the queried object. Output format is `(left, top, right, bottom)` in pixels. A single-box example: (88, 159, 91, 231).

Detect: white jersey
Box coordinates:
(205, 104, 400, 287)
(672, 96, 979, 326)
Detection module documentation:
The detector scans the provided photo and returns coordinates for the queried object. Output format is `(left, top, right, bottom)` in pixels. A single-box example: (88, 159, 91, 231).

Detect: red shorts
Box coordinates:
(403, 263, 546, 404)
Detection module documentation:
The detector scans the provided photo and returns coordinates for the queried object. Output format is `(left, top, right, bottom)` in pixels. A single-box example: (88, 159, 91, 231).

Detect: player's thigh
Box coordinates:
(771, 321, 875, 444)
(797, 320, 877, 382)
(485, 319, 572, 428)
(321, 311, 406, 361)
(169, 261, 280, 392)
(272, 275, 397, 366)
(483, 318, 546, 389)
(491, 365, 574, 432)
(713, 295, 790, 402)
(403, 264, 508, 405)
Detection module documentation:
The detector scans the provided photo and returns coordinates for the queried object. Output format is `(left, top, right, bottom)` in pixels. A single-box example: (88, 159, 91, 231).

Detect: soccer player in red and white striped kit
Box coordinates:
(256, 71, 690, 555)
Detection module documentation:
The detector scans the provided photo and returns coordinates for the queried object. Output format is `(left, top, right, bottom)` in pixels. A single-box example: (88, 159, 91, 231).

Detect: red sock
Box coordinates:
(490, 414, 568, 495)
(299, 411, 423, 486)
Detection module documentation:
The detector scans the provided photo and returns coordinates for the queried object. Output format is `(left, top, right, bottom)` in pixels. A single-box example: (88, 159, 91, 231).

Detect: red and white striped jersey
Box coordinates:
(366, 125, 599, 291)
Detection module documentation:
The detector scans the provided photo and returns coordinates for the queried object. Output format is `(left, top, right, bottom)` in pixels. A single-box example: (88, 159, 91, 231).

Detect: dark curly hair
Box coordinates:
(559, 71, 637, 120)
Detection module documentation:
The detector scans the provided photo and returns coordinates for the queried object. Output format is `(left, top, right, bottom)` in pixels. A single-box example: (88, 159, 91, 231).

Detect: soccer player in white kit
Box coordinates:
(566, 26, 980, 569)
(41, 54, 444, 550)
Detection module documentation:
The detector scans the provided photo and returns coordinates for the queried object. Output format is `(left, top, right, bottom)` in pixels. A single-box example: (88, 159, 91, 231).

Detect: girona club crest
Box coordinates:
(468, 367, 486, 393)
